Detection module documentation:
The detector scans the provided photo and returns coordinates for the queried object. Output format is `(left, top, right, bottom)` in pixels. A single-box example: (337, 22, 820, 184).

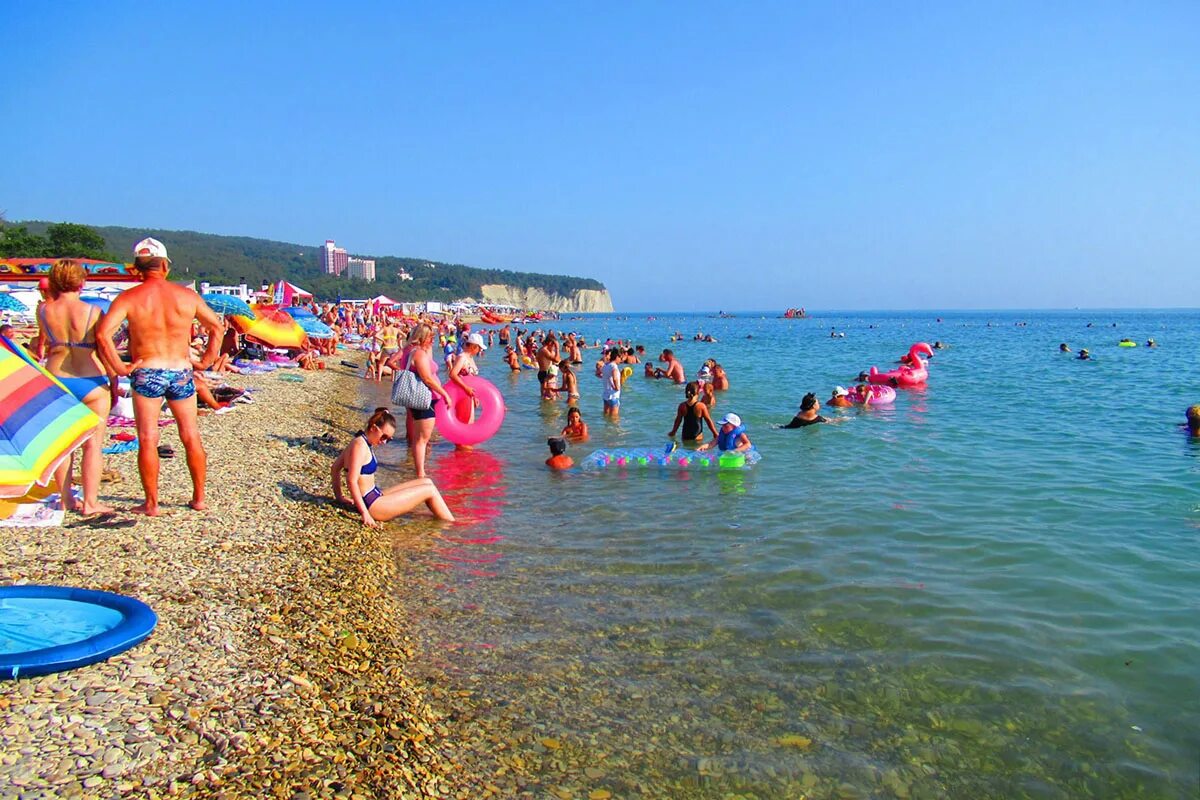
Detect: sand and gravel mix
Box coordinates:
(0, 365, 496, 799)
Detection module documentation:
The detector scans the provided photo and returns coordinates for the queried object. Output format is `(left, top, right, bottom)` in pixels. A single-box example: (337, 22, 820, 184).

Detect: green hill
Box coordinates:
(10, 221, 605, 303)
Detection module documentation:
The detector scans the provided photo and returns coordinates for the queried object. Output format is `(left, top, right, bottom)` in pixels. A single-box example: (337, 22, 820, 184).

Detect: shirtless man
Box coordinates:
(96, 238, 224, 516)
(536, 333, 560, 396)
(654, 349, 686, 383)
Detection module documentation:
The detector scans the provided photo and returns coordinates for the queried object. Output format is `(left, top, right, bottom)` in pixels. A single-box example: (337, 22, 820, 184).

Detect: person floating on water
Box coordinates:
(1147, 339, 1157, 348)
(331, 408, 454, 526)
(545, 437, 573, 470)
(698, 413, 752, 453)
(1077, 348, 1091, 360)
(783, 393, 831, 428)
(1059, 343, 1072, 353)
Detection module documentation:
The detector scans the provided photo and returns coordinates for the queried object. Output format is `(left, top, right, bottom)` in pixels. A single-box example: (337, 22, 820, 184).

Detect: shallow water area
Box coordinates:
(360, 310, 1199, 798)
(0, 598, 122, 653)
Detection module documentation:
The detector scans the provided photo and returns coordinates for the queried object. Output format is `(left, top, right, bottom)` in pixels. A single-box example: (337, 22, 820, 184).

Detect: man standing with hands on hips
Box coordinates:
(96, 238, 224, 516)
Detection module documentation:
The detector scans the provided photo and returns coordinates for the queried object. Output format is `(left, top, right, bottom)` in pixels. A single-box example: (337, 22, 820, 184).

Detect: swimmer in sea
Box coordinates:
(546, 437, 573, 470)
(1059, 343, 1071, 353)
(1077, 348, 1091, 360)
(1147, 339, 1157, 348)
(1182, 405, 1200, 437)
(562, 406, 589, 441)
(783, 393, 830, 428)
(505, 346, 521, 371)
(827, 386, 853, 408)
(555, 358, 580, 403)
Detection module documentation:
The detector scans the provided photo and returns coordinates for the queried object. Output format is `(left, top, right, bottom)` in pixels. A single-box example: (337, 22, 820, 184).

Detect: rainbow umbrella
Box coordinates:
(0, 336, 101, 498)
(228, 306, 307, 349)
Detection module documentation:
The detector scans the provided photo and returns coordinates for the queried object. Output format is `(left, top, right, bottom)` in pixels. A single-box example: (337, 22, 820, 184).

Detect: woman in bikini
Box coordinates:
(331, 408, 454, 526)
(37, 260, 114, 516)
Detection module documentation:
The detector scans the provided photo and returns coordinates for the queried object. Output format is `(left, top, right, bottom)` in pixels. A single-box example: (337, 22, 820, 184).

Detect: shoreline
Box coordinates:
(0, 364, 497, 797)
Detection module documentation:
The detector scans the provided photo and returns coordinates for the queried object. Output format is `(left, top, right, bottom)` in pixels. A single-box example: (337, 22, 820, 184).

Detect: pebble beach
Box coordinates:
(0, 363, 508, 798)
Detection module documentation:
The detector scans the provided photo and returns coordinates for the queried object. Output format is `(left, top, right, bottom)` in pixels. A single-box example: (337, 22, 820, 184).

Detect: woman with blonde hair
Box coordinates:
(389, 323, 452, 478)
(37, 259, 114, 516)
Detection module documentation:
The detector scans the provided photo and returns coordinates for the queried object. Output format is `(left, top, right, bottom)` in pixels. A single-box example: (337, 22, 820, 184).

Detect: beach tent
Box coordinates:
(268, 281, 314, 306)
(369, 294, 399, 307)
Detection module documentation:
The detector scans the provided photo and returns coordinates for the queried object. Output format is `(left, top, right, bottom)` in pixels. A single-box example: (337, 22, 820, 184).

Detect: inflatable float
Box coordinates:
(1118, 340, 1138, 348)
(434, 376, 506, 446)
(847, 385, 896, 405)
(581, 447, 761, 470)
(1, 586, 157, 679)
(867, 342, 934, 388)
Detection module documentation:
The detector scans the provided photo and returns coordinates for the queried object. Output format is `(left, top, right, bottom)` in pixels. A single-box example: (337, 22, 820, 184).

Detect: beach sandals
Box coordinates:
(157, 445, 175, 459)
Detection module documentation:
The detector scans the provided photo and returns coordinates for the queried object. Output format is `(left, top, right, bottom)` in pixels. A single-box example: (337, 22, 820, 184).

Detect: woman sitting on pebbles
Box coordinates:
(332, 408, 455, 526)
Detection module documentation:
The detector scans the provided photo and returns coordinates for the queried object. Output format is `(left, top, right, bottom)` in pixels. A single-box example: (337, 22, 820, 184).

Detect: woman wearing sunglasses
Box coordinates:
(331, 407, 455, 526)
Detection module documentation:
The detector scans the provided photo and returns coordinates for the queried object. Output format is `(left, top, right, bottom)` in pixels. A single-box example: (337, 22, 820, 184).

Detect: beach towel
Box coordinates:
(107, 415, 174, 428)
(102, 439, 139, 455)
(0, 487, 80, 528)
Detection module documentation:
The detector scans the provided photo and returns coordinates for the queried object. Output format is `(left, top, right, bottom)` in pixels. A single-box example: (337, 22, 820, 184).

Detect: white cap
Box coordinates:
(719, 413, 742, 428)
(132, 237, 170, 261)
(833, 385, 849, 397)
(465, 333, 487, 350)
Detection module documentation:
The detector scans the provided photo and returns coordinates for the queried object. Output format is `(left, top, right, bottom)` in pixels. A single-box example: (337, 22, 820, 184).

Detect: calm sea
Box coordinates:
(360, 310, 1199, 799)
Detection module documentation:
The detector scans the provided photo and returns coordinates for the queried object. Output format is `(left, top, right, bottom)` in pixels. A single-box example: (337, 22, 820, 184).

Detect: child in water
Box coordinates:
(546, 437, 574, 470)
(561, 406, 589, 441)
(698, 413, 752, 453)
(1185, 405, 1200, 437)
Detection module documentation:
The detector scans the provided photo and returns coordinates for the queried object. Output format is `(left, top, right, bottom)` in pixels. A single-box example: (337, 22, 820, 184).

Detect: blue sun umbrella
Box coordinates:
(0, 294, 28, 313)
(80, 296, 111, 313)
(288, 313, 334, 340)
(201, 294, 254, 319)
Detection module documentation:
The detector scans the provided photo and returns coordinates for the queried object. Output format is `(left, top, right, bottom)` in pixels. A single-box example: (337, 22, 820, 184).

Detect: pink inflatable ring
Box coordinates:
(434, 375, 506, 446)
(847, 385, 896, 405)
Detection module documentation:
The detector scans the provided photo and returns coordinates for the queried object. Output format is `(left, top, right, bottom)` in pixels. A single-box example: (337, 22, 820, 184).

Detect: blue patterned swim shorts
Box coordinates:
(131, 368, 196, 401)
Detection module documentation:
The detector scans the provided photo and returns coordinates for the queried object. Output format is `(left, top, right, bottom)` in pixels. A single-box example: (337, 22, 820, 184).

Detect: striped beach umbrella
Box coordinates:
(0, 293, 29, 313)
(227, 306, 307, 349)
(0, 336, 101, 499)
(286, 311, 334, 340)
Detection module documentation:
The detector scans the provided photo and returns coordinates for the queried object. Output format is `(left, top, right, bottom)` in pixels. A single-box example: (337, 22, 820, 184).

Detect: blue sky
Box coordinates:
(2, 1, 1197, 311)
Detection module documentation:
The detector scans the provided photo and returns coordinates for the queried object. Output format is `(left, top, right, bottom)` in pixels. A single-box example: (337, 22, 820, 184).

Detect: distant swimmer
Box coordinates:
(1185, 405, 1200, 437)
(1147, 339, 1158, 348)
(546, 437, 574, 470)
(1059, 343, 1072, 353)
(1077, 349, 1091, 360)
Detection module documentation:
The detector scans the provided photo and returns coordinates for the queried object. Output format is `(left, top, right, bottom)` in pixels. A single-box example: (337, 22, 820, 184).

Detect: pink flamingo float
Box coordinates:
(867, 342, 934, 388)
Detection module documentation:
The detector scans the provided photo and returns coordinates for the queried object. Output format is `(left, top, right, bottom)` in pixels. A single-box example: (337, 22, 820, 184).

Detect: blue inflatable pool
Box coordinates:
(0, 585, 157, 679)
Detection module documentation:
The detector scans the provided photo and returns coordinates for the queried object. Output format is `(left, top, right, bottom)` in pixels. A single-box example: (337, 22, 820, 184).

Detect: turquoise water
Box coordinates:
(0, 598, 122, 653)
(362, 310, 1199, 799)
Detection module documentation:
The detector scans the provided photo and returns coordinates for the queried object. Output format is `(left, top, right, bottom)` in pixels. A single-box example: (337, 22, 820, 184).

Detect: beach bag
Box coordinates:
(391, 368, 432, 410)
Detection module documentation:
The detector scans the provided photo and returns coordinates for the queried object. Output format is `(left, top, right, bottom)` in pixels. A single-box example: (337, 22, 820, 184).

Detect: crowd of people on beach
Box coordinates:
(10, 237, 1200, 534)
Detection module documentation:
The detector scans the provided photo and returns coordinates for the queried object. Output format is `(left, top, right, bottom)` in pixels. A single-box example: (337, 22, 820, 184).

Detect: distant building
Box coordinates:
(346, 257, 376, 282)
(321, 240, 348, 276)
(397, 268, 413, 281)
(199, 280, 253, 301)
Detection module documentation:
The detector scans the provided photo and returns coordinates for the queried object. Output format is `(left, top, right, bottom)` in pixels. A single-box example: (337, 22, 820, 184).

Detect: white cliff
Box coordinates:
(480, 284, 614, 313)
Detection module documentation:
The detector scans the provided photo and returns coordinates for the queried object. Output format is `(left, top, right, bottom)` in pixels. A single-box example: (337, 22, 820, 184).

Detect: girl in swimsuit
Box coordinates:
(668, 381, 718, 442)
(561, 406, 589, 441)
(330, 408, 454, 526)
(37, 260, 114, 516)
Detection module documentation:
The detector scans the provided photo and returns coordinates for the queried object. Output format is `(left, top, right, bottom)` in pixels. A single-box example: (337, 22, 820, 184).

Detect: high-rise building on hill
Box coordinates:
(321, 240, 348, 276)
(347, 257, 376, 282)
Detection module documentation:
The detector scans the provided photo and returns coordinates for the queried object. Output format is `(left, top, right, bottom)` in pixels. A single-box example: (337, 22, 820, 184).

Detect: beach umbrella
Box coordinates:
(0, 336, 101, 499)
(202, 293, 254, 318)
(80, 296, 112, 313)
(0, 293, 28, 313)
(290, 314, 334, 340)
(227, 306, 307, 349)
